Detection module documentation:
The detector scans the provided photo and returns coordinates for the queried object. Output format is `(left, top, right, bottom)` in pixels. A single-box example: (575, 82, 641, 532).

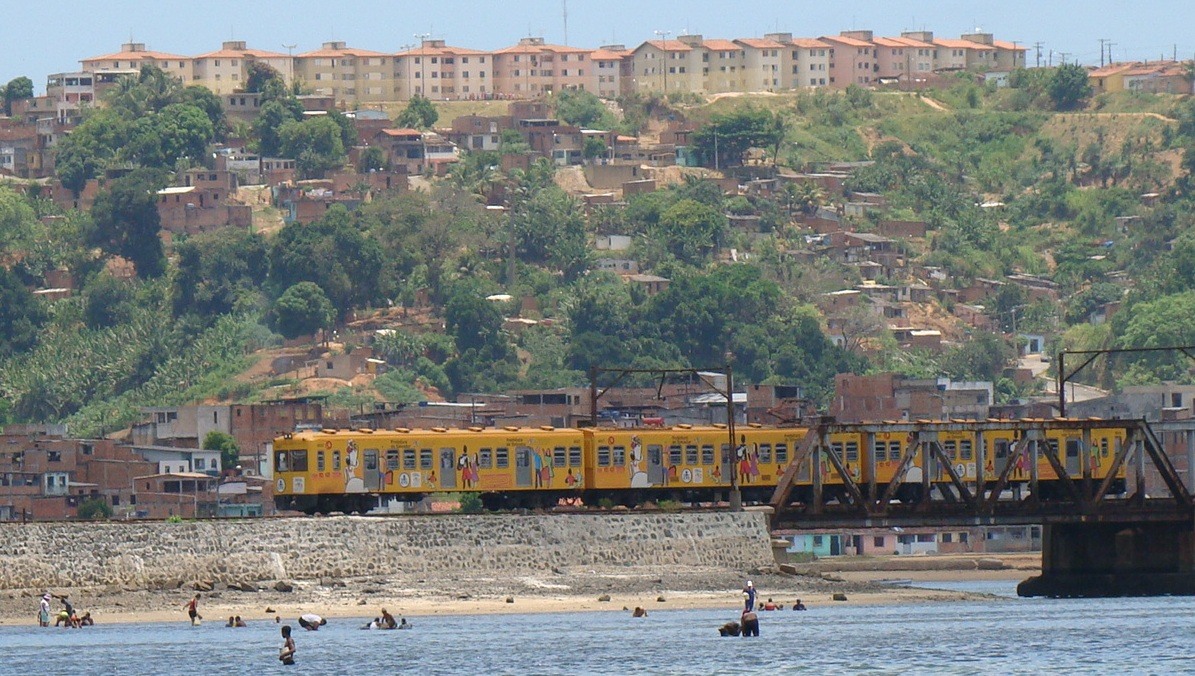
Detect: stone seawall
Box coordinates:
(0, 512, 773, 590)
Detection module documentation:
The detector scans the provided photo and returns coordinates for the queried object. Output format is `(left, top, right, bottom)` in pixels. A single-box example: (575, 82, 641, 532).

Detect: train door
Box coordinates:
(1064, 437, 1081, 476)
(440, 449, 456, 489)
(648, 444, 664, 485)
(364, 449, 382, 491)
(516, 446, 533, 487)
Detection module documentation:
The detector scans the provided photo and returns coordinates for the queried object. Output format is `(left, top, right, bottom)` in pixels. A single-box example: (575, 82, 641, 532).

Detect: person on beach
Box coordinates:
(742, 580, 756, 613)
(740, 608, 760, 637)
(793, 599, 807, 611)
(184, 594, 202, 625)
(78, 612, 94, 626)
(38, 593, 51, 627)
(279, 625, 296, 665)
(632, 607, 648, 618)
(53, 594, 79, 628)
(380, 608, 397, 629)
(399, 617, 410, 629)
(298, 613, 326, 630)
(226, 616, 236, 627)
(235, 616, 247, 627)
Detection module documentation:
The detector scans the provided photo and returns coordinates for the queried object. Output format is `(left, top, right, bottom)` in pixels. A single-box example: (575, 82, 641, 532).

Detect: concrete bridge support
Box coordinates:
(1018, 519, 1195, 597)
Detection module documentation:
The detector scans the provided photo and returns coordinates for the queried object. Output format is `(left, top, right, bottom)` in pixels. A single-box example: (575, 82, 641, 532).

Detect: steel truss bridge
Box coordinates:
(769, 418, 1195, 531)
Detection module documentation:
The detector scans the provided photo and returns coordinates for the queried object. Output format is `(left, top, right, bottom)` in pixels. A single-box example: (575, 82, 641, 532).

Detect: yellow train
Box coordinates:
(272, 422, 1127, 513)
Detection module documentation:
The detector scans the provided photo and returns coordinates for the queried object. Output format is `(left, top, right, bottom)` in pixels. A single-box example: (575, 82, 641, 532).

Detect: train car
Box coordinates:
(274, 426, 585, 513)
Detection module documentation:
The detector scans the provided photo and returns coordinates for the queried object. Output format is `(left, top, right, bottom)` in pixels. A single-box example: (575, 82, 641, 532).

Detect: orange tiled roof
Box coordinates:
(82, 49, 189, 62)
(789, 38, 831, 49)
(396, 44, 489, 57)
(932, 38, 981, 50)
(992, 40, 1027, 51)
(703, 39, 742, 52)
(298, 46, 390, 58)
(1088, 63, 1135, 77)
(379, 128, 422, 137)
(735, 38, 785, 50)
(195, 47, 288, 59)
(492, 41, 589, 55)
(641, 40, 693, 52)
(590, 49, 626, 61)
(820, 35, 874, 47)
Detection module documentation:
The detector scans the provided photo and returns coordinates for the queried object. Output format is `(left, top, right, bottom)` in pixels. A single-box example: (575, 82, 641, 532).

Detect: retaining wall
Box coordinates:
(0, 512, 773, 590)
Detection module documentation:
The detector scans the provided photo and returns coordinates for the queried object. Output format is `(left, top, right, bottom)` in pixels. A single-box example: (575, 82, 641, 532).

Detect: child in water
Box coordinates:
(279, 625, 296, 665)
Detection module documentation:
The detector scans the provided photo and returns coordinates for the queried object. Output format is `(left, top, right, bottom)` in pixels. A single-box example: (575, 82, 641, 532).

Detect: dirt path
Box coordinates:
(919, 95, 950, 112)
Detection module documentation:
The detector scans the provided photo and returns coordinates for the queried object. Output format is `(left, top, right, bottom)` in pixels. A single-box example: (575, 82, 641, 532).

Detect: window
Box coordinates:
(496, 447, 509, 468)
(960, 440, 973, 461)
(48, 451, 62, 462)
(701, 445, 714, 465)
(613, 446, 626, 466)
(290, 451, 307, 472)
(942, 533, 953, 543)
(873, 440, 887, 462)
(276, 452, 289, 472)
(316, 451, 325, 471)
(195, 458, 206, 470)
(598, 446, 611, 467)
(944, 440, 957, 460)
(553, 447, 567, 468)
(479, 448, 493, 469)
(401, 449, 415, 470)
(759, 444, 772, 464)
(333, 451, 341, 471)
(685, 445, 698, 465)
(569, 446, 582, 467)
(889, 441, 902, 460)
(668, 445, 682, 467)
(813, 535, 824, 546)
(776, 444, 788, 463)
(420, 449, 433, 470)
(874, 536, 885, 547)
(845, 442, 858, 463)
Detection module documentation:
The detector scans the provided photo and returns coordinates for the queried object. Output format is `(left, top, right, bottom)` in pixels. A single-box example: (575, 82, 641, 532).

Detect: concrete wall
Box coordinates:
(0, 512, 772, 590)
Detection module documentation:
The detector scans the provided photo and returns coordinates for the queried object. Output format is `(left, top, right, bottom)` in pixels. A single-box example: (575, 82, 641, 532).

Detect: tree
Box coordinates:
(54, 108, 130, 195)
(180, 86, 226, 137)
(252, 99, 304, 156)
(272, 282, 335, 340)
(395, 95, 438, 129)
(655, 198, 727, 264)
(0, 265, 46, 357)
(88, 170, 167, 278)
(269, 206, 386, 316)
(172, 228, 269, 323)
(124, 103, 215, 168)
(2, 76, 33, 116)
(203, 431, 240, 471)
(554, 89, 616, 128)
(583, 135, 609, 160)
(278, 116, 347, 178)
(691, 107, 786, 168)
(1048, 64, 1093, 112)
(245, 62, 285, 95)
(360, 146, 387, 172)
(83, 272, 137, 329)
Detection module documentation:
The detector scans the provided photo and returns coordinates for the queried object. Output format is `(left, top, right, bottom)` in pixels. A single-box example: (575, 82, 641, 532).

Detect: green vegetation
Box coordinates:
(77, 497, 113, 520)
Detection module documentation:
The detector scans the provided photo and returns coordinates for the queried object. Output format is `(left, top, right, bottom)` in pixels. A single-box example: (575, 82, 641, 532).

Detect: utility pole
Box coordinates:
(1033, 42, 1043, 68)
(562, 0, 569, 46)
(414, 33, 431, 97)
(1058, 52, 1070, 66)
(655, 30, 672, 94)
(726, 353, 741, 512)
(1107, 42, 1117, 67)
(1099, 38, 1108, 67)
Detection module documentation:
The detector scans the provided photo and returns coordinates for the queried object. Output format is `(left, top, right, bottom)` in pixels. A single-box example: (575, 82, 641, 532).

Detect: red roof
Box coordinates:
(590, 49, 626, 61)
(395, 44, 489, 57)
(640, 40, 693, 53)
(82, 49, 189, 62)
(820, 35, 873, 48)
(298, 46, 389, 58)
(735, 38, 785, 50)
(789, 38, 831, 49)
(492, 41, 589, 55)
(703, 39, 742, 52)
(992, 40, 1027, 51)
(933, 38, 981, 50)
(194, 47, 288, 59)
(379, 128, 422, 137)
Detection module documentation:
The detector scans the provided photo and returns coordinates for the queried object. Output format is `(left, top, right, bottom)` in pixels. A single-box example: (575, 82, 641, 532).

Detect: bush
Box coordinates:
(77, 497, 113, 520)
(457, 493, 483, 514)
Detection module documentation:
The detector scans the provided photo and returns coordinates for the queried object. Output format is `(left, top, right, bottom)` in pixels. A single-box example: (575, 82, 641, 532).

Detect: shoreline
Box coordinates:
(0, 554, 1038, 627)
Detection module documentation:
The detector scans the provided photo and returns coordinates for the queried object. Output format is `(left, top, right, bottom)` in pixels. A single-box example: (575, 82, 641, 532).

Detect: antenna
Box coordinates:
(1099, 38, 1108, 67)
(283, 43, 297, 57)
(562, 0, 568, 45)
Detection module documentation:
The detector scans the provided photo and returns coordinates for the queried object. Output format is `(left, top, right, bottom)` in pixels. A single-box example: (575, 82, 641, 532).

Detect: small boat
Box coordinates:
(874, 578, 913, 587)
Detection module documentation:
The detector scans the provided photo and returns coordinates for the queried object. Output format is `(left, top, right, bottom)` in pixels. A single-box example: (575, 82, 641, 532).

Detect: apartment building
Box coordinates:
(395, 39, 491, 100)
(491, 37, 594, 96)
(695, 37, 747, 93)
(591, 46, 628, 98)
(736, 38, 785, 92)
(192, 41, 294, 95)
(628, 39, 703, 94)
(80, 42, 193, 81)
(295, 41, 392, 105)
(821, 31, 878, 87)
(872, 36, 935, 82)
(764, 34, 832, 88)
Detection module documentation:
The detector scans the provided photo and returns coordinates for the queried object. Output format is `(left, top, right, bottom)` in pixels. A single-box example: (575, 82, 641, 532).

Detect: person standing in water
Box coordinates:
(279, 625, 296, 665)
(184, 594, 202, 625)
(742, 580, 756, 613)
(38, 593, 51, 627)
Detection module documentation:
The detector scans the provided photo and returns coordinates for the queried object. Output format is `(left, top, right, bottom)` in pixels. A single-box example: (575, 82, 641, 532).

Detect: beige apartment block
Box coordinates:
(395, 39, 492, 100)
(590, 46, 628, 99)
(872, 36, 935, 83)
(295, 41, 393, 106)
(192, 41, 294, 95)
(628, 39, 703, 94)
(765, 34, 832, 89)
(735, 38, 785, 92)
(80, 42, 193, 82)
(491, 37, 594, 97)
(695, 37, 747, 93)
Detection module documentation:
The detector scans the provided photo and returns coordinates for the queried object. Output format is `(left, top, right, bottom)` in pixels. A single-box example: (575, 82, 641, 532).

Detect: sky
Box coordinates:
(3, 0, 1195, 93)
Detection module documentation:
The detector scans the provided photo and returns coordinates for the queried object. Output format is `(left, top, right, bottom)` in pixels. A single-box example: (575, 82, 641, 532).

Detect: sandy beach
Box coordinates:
(0, 553, 1039, 627)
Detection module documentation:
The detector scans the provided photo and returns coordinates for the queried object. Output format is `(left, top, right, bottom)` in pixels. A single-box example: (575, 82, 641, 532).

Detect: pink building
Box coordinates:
(492, 37, 594, 98)
(820, 32, 877, 87)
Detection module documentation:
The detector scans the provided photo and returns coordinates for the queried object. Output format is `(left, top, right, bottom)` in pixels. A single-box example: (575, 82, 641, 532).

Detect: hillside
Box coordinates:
(3, 69, 1195, 435)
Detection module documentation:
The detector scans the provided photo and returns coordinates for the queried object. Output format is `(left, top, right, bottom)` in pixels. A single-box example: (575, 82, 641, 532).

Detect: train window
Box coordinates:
(276, 452, 288, 472)
(516, 449, 530, 468)
(317, 451, 326, 472)
(496, 448, 509, 468)
(721, 444, 731, 463)
(830, 443, 843, 461)
(776, 443, 788, 463)
(598, 446, 611, 467)
(873, 441, 886, 462)
(363, 451, 376, 471)
(1048, 440, 1059, 458)
(1066, 439, 1081, 458)
(845, 442, 858, 462)
(333, 451, 341, 471)
(685, 445, 698, 465)
(701, 445, 714, 465)
(553, 447, 567, 468)
(399, 450, 412, 470)
(613, 446, 626, 466)
(943, 441, 957, 460)
(759, 444, 772, 464)
(1101, 439, 1109, 458)
(888, 441, 902, 460)
(479, 448, 493, 469)
(995, 440, 1010, 458)
(420, 449, 433, 469)
(569, 446, 582, 467)
(669, 445, 682, 467)
(960, 441, 973, 461)
(291, 450, 308, 472)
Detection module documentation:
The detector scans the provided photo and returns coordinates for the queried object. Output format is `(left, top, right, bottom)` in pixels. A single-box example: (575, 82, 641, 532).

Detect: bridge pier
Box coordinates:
(1018, 519, 1195, 597)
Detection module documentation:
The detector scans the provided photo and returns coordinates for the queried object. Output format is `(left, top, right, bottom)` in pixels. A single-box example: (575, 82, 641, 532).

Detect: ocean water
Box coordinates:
(4, 585, 1195, 675)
